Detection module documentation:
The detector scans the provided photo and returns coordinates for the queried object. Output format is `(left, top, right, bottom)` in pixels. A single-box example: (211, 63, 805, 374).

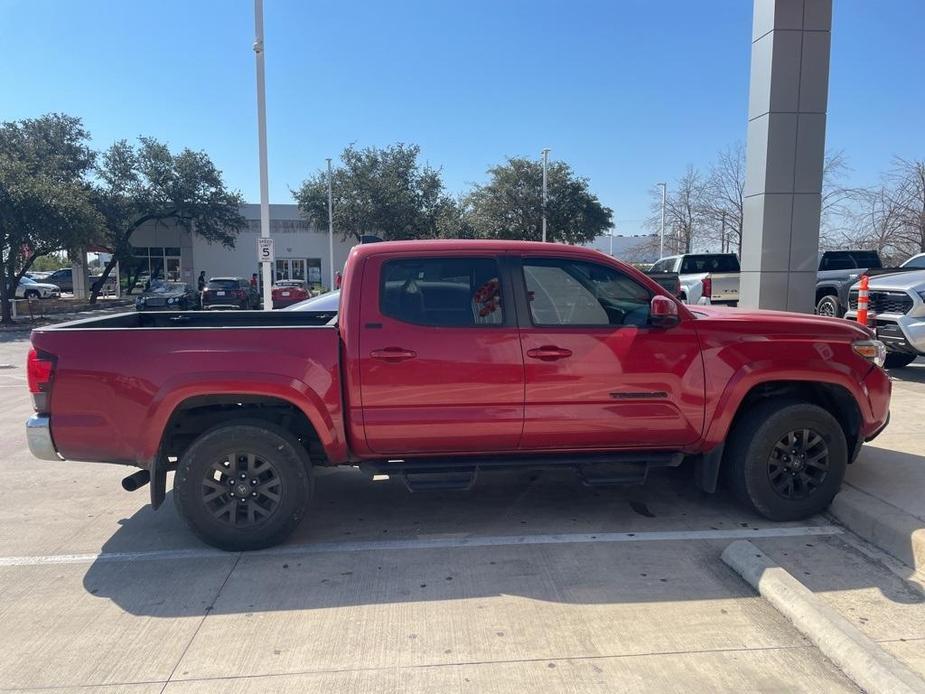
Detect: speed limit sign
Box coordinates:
(257, 237, 274, 263)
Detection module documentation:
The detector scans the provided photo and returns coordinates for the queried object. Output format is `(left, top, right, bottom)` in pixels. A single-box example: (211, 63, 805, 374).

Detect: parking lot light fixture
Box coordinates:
(254, 0, 273, 311)
(541, 148, 550, 242)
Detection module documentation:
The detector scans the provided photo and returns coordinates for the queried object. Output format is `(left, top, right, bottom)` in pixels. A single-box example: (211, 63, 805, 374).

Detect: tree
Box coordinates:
(887, 157, 925, 255)
(703, 143, 746, 255)
(464, 157, 613, 244)
(294, 144, 458, 241)
(645, 165, 710, 256)
(0, 114, 100, 324)
(90, 137, 245, 303)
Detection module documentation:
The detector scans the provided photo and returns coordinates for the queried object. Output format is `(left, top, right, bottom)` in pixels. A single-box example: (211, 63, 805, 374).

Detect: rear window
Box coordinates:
(819, 251, 881, 271)
(679, 255, 740, 274)
(650, 258, 677, 273)
(380, 257, 503, 327)
(207, 279, 241, 290)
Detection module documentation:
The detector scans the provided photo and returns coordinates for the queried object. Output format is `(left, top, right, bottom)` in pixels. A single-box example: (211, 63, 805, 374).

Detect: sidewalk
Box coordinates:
(831, 359, 925, 571)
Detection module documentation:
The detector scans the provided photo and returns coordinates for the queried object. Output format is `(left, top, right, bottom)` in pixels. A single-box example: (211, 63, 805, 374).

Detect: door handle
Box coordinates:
(526, 346, 573, 361)
(370, 347, 417, 362)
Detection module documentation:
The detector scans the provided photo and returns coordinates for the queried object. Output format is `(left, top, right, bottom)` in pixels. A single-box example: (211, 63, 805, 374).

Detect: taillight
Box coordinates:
(27, 348, 55, 412)
(702, 276, 713, 301)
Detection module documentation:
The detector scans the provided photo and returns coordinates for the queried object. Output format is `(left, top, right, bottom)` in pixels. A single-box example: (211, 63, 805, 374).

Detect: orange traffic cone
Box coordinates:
(857, 275, 870, 326)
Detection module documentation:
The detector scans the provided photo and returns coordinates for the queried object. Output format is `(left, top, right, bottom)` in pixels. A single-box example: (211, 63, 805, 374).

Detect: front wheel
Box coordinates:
(884, 352, 917, 369)
(725, 400, 847, 521)
(815, 294, 842, 318)
(24, 289, 41, 300)
(173, 421, 313, 551)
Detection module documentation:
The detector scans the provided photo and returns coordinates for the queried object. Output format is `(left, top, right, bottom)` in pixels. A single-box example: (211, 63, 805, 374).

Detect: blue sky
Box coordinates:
(2, 0, 923, 236)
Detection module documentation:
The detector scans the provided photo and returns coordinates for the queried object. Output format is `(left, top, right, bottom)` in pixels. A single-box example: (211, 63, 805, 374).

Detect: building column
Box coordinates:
(740, 0, 832, 312)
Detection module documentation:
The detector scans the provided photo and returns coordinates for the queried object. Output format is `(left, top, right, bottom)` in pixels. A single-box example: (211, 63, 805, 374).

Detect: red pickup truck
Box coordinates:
(25, 241, 891, 550)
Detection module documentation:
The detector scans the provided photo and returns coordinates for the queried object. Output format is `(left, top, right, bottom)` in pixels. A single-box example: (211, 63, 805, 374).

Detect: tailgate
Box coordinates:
(708, 273, 739, 302)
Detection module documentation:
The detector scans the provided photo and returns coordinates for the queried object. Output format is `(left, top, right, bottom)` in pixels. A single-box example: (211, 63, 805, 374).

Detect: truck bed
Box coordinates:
(31, 311, 345, 467)
(46, 309, 338, 331)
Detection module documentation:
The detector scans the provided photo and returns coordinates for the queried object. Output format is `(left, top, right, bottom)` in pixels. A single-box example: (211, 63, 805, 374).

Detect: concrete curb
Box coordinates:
(831, 485, 925, 572)
(722, 540, 925, 694)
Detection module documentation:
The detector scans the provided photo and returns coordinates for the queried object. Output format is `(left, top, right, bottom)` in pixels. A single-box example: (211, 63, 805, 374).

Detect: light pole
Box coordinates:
(657, 182, 667, 259)
(541, 148, 550, 242)
(326, 158, 334, 290)
(253, 0, 273, 311)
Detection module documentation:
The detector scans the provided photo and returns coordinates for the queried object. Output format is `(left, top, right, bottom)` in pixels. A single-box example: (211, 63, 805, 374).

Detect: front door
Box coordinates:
(516, 256, 705, 450)
(358, 253, 524, 454)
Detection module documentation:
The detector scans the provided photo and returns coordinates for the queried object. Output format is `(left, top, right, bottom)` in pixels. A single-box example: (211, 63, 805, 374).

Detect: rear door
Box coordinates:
(515, 256, 705, 450)
(358, 252, 525, 454)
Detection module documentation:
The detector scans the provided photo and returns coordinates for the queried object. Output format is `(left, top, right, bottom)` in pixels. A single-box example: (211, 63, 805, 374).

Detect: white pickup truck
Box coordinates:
(649, 253, 740, 306)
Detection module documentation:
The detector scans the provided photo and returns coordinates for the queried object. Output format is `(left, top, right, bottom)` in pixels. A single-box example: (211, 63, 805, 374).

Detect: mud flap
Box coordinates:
(694, 443, 725, 494)
(150, 455, 167, 510)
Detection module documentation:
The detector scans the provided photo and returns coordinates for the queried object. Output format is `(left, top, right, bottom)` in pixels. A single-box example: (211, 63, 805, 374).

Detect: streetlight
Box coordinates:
(541, 148, 550, 242)
(253, 0, 273, 311)
(326, 158, 334, 290)
(657, 182, 667, 259)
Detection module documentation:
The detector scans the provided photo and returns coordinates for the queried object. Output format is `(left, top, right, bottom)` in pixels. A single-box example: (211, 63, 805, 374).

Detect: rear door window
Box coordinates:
(380, 257, 503, 327)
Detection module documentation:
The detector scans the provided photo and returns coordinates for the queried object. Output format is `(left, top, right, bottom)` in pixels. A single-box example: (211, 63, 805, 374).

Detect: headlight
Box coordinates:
(852, 339, 886, 367)
(917, 290, 925, 302)
(167, 297, 177, 304)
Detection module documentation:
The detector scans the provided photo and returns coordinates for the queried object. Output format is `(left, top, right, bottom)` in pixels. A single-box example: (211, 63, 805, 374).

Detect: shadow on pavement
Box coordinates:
(888, 359, 925, 385)
(82, 465, 924, 617)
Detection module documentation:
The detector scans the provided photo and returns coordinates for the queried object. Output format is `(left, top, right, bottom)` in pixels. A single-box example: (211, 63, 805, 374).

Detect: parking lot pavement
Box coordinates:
(1, 334, 924, 692)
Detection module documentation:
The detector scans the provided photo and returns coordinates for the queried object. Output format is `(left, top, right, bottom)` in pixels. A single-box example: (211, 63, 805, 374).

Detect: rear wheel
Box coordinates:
(884, 352, 917, 369)
(725, 400, 847, 521)
(173, 421, 313, 551)
(815, 294, 841, 318)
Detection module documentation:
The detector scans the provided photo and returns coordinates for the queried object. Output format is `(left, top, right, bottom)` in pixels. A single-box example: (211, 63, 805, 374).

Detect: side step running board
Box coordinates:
(359, 452, 685, 492)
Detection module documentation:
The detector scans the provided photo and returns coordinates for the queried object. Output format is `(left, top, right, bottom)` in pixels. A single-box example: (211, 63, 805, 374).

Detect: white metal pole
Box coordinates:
(658, 182, 667, 259)
(541, 148, 550, 242)
(609, 230, 614, 256)
(254, 0, 273, 311)
(326, 158, 334, 291)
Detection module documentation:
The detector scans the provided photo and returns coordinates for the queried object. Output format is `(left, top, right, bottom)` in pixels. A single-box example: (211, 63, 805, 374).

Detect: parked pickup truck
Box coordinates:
(844, 268, 925, 369)
(649, 253, 739, 306)
(26, 241, 891, 551)
(815, 249, 883, 317)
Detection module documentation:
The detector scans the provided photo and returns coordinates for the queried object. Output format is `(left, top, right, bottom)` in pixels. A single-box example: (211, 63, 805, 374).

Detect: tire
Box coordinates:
(173, 421, 313, 551)
(815, 294, 842, 318)
(884, 352, 917, 369)
(24, 289, 41, 300)
(724, 399, 847, 521)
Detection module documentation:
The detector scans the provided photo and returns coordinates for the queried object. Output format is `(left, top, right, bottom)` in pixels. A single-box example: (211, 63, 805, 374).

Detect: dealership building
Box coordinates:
(117, 203, 355, 291)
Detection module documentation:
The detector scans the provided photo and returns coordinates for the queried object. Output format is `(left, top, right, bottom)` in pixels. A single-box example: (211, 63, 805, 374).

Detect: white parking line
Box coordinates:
(0, 525, 842, 567)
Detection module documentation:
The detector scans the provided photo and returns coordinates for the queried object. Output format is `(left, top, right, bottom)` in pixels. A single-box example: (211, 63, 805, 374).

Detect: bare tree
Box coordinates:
(646, 165, 709, 256)
(703, 142, 745, 255)
(833, 186, 906, 264)
(887, 157, 925, 255)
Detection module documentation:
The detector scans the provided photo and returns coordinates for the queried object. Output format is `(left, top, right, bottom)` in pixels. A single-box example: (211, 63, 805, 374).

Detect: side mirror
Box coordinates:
(650, 295, 680, 329)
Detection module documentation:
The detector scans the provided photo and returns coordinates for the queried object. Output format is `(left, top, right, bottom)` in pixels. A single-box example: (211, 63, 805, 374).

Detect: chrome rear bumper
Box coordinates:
(26, 415, 62, 461)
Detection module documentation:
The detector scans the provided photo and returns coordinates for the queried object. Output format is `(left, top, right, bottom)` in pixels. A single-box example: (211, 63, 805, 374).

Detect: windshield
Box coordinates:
(147, 281, 186, 293)
(284, 290, 340, 312)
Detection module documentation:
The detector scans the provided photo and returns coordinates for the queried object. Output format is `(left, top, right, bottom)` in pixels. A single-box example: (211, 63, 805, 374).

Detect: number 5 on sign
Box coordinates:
(257, 237, 274, 263)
